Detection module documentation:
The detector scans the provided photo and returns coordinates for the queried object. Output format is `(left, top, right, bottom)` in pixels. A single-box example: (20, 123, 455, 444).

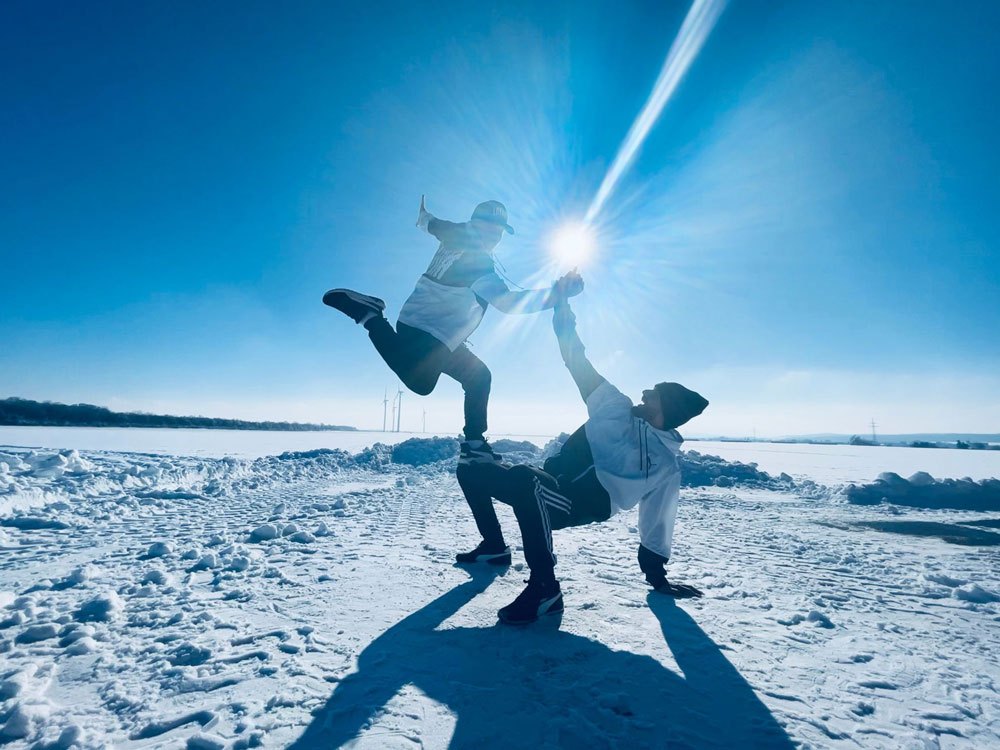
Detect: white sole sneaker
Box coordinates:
(498, 592, 564, 625)
(322, 289, 386, 323)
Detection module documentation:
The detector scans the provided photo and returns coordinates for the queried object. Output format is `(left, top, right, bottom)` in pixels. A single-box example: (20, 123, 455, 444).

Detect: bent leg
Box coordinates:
(442, 344, 491, 441)
(456, 463, 507, 549)
(365, 319, 449, 396)
(493, 465, 570, 581)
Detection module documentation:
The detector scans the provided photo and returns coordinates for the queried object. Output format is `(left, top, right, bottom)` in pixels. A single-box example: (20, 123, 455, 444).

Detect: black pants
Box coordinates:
(366, 318, 491, 441)
(456, 462, 611, 579)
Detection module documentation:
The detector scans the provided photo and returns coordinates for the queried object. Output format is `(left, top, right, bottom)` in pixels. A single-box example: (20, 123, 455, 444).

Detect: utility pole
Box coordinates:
(396, 386, 404, 432)
(870, 418, 878, 445)
(382, 387, 388, 432)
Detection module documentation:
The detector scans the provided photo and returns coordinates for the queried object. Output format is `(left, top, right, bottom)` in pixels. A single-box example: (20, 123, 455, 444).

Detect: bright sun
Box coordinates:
(548, 221, 597, 268)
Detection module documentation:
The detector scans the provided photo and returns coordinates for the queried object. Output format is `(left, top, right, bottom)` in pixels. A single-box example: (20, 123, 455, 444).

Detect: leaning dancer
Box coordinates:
(324, 196, 581, 464)
(456, 299, 708, 624)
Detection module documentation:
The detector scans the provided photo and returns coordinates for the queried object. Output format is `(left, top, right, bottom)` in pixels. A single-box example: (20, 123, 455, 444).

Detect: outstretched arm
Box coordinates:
(416, 194, 464, 242)
(552, 300, 605, 401)
(472, 270, 583, 315)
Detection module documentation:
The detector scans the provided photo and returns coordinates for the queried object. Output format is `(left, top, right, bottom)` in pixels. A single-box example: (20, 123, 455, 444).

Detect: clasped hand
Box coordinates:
(554, 269, 584, 299)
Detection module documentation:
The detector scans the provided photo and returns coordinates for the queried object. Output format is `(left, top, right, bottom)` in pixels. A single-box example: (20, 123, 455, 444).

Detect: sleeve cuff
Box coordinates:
(416, 208, 434, 232)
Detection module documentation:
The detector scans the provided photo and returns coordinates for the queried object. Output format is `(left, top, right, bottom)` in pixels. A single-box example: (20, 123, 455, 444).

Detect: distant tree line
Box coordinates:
(849, 434, 998, 451)
(910, 439, 997, 451)
(0, 397, 356, 432)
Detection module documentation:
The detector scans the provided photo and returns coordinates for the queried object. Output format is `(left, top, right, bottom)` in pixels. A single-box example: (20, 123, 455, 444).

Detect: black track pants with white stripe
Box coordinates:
(456, 463, 572, 579)
(365, 319, 491, 441)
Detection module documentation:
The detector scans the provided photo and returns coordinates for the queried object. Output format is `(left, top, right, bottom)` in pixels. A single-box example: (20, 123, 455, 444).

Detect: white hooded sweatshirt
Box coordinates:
(583, 381, 684, 559)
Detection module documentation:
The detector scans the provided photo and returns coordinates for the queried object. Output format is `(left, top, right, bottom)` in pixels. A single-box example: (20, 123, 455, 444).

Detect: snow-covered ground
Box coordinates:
(1, 438, 999, 748)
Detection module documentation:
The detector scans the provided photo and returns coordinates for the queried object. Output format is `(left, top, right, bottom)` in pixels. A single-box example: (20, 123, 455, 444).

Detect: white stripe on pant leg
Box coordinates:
(542, 495, 570, 513)
(538, 488, 570, 509)
(536, 489, 553, 561)
(533, 481, 552, 553)
(537, 485, 571, 512)
(539, 495, 570, 514)
(532, 479, 555, 564)
(537, 484, 569, 505)
(536, 482, 569, 505)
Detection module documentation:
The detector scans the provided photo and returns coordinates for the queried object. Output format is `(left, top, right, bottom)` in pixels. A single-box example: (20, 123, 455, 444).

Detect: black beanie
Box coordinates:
(654, 382, 709, 429)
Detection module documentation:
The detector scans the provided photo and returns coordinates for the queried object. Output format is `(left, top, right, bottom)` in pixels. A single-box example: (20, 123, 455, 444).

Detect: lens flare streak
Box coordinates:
(585, 0, 728, 223)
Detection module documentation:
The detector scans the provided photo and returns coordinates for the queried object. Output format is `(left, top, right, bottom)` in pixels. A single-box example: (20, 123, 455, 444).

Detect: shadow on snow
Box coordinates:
(290, 569, 794, 748)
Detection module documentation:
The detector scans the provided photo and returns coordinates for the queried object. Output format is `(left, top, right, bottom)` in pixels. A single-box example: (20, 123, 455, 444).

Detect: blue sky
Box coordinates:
(2, 0, 998, 437)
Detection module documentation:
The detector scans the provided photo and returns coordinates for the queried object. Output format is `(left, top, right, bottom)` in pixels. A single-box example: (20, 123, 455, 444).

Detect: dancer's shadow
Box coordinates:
(291, 570, 795, 748)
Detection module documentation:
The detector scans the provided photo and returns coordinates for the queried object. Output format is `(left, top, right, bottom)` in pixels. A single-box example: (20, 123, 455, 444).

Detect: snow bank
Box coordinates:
(0, 447, 365, 519)
(2, 437, 834, 523)
(846, 471, 1000, 511)
(540, 436, 820, 493)
(389, 436, 547, 466)
(391, 437, 459, 466)
(679, 450, 796, 490)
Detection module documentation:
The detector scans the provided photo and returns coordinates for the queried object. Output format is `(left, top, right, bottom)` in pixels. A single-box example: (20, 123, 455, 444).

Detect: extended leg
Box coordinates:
(442, 344, 491, 441)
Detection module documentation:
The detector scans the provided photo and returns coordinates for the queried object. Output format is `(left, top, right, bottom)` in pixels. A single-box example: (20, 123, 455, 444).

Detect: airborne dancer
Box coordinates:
(456, 299, 709, 624)
(324, 197, 581, 463)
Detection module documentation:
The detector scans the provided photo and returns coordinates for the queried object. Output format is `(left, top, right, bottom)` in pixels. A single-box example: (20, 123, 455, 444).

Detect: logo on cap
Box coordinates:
(472, 200, 515, 235)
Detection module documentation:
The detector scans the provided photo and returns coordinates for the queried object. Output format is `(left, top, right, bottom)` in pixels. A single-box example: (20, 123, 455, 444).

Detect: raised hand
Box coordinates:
(555, 268, 584, 298)
(416, 194, 428, 226)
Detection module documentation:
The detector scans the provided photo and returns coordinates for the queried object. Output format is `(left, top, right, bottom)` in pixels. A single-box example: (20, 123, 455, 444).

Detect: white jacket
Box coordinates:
(584, 381, 683, 559)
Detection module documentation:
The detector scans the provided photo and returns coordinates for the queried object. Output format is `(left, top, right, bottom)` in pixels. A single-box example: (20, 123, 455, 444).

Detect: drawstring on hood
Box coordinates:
(638, 421, 677, 479)
(638, 421, 684, 481)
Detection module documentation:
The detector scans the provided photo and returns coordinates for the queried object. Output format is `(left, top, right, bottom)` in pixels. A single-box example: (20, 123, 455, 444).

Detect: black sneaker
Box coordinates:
(498, 578, 563, 625)
(459, 439, 504, 466)
(455, 540, 511, 565)
(322, 288, 386, 324)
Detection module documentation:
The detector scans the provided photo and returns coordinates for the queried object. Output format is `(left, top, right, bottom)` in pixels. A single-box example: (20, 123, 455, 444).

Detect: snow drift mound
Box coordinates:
(846, 471, 1000, 511)
(1, 437, 828, 522)
(0, 447, 366, 518)
(391, 437, 460, 466)
(539, 437, 819, 494)
(679, 450, 792, 490)
(382, 438, 821, 494)
(389, 437, 551, 467)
